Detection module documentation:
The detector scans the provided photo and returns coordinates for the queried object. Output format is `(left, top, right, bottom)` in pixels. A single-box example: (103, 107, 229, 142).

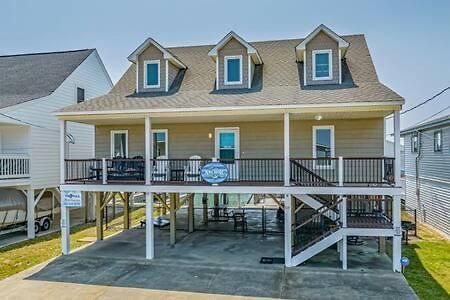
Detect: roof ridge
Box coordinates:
(166, 34, 364, 50)
(0, 48, 95, 58)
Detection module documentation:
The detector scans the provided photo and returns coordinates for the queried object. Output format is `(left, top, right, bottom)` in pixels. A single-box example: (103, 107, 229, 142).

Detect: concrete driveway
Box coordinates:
(0, 229, 417, 299)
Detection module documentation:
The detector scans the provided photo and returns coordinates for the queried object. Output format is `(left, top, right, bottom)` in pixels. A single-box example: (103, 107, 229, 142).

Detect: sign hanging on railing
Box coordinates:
(62, 190, 82, 207)
(201, 162, 229, 184)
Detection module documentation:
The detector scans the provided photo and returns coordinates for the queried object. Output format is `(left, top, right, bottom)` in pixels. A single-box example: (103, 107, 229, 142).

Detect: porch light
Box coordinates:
(315, 115, 323, 121)
(208, 132, 213, 139)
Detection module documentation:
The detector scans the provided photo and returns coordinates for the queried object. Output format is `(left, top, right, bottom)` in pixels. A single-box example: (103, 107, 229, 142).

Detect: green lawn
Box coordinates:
(0, 207, 146, 281)
(402, 222, 450, 299)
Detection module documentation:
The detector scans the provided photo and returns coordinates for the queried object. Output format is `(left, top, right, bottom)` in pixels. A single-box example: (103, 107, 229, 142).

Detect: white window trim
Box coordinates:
(144, 59, 160, 88)
(214, 127, 240, 159)
(312, 125, 335, 169)
(110, 130, 129, 158)
(152, 129, 168, 158)
(312, 49, 333, 81)
(224, 55, 243, 85)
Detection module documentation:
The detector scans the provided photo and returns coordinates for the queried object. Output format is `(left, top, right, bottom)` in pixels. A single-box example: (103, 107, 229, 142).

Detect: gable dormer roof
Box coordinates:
(295, 24, 350, 61)
(208, 31, 263, 64)
(127, 37, 187, 69)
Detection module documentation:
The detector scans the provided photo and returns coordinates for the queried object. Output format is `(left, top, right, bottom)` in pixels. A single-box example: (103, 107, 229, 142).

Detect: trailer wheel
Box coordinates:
(34, 221, 40, 234)
(41, 218, 51, 231)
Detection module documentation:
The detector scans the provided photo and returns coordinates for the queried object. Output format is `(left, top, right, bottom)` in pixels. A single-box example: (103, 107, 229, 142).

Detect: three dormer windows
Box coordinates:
(312, 49, 332, 81)
(144, 60, 160, 88)
(224, 55, 242, 85)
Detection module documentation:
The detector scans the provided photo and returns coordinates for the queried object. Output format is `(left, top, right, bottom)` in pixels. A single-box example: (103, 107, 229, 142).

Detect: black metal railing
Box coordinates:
(290, 158, 338, 186)
(343, 157, 394, 185)
(106, 158, 145, 183)
(65, 159, 102, 182)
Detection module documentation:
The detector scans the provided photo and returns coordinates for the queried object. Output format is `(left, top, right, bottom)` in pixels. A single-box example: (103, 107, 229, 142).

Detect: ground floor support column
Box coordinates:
(146, 192, 154, 259)
(123, 193, 130, 230)
(202, 193, 208, 224)
(188, 194, 194, 233)
(96, 192, 104, 241)
(26, 188, 35, 239)
(60, 188, 70, 255)
(342, 235, 347, 270)
(378, 237, 386, 253)
(284, 194, 292, 267)
(170, 193, 176, 245)
(392, 195, 402, 272)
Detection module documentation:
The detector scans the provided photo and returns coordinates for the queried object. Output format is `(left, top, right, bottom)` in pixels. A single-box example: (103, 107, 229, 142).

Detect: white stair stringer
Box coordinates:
(293, 194, 339, 221)
(291, 229, 343, 266)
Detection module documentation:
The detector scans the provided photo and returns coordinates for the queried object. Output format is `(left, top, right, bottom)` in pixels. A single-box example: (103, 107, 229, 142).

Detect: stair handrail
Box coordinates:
(290, 159, 335, 186)
(294, 225, 341, 254)
(293, 197, 343, 231)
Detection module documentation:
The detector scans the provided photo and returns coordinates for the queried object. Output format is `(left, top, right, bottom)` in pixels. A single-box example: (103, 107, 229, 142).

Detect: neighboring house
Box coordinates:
(0, 49, 113, 238)
(401, 115, 450, 236)
(56, 25, 404, 271)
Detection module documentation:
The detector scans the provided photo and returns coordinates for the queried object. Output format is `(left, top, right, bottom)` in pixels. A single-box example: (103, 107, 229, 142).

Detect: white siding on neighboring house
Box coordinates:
(0, 125, 29, 154)
(403, 126, 450, 236)
(0, 51, 112, 189)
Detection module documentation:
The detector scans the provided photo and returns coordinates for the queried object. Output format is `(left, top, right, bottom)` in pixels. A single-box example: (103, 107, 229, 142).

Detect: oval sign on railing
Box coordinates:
(201, 162, 229, 184)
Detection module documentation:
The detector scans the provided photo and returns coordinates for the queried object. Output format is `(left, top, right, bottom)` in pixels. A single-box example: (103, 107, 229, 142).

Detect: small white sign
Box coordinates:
(62, 190, 82, 207)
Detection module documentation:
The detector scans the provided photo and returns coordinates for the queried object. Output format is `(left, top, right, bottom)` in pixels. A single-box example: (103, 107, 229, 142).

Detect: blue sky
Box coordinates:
(1, 0, 449, 130)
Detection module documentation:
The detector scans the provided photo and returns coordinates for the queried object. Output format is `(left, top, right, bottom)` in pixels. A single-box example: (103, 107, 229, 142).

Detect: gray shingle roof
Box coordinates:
(58, 35, 403, 114)
(0, 49, 94, 109)
(401, 114, 450, 135)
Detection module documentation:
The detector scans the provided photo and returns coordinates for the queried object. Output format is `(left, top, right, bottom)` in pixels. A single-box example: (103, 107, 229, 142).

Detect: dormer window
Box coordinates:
(312, 50, 332, 80)
(144, 60, 160, 88)
(224, 55, 242, 85)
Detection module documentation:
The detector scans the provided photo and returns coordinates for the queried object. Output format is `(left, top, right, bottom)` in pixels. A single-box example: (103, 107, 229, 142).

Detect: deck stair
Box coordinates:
(291, 197, 344, 266)
(293, 194, 339, 221)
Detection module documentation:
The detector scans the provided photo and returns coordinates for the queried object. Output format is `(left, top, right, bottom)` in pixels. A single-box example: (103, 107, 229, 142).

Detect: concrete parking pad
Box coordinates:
(4, 228, 416, 299)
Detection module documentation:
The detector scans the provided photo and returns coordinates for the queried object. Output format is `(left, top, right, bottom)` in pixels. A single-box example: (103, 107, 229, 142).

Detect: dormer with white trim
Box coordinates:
(208, 31, 263, 90)
(128, 38, 186, 93)
(295, 24, 349, 86)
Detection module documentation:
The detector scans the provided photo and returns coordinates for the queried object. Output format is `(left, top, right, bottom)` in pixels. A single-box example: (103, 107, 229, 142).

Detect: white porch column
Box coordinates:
(26, 188, 35, 239)
(284, 113, 290, 187)
(60, 188, 70, 255)
(394, 110, 401, 186)
(59, 120, 71, 254)
(341, 196, 347, 270)
(145, 116, 152, 185)
(284, 194, 292, 267)
(146, 192, 154, 259)
(392, 195, 402, 272)
(60, 120, 66, 184)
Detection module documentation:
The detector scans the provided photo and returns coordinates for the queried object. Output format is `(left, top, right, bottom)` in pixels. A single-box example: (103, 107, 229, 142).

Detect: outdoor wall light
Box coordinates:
(315, 115, 323, 121)
(208, 133, 213, 139)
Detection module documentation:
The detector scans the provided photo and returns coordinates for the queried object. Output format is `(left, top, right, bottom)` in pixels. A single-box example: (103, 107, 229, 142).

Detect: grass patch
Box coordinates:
(0, 207, 146, 281)
(402, 223, 450, 299)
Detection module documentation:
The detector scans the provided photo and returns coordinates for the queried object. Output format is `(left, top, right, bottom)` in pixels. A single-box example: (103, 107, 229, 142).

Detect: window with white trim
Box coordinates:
(152, 129, 168, 158)
(313, 125, 335, 167)
(224, 55, 242, 85)
(76, 87, 85, 103)
(111, 130, 128, 158)
(144, 60, 160, 88)
(312, 49, 332, 80)
(434, 130, 442, 152)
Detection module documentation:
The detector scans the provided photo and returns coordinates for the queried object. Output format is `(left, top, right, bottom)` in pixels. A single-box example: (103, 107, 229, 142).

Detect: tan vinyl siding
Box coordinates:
(218, 38, 249, 89)
(167, 61, 179, 89)
(137, 44, 166, 93)
(305, 31, 340, 85)
(95, 118, 383, 159)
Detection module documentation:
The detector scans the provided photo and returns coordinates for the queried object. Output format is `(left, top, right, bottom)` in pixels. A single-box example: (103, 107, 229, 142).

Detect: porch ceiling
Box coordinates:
(63, 105, 397, 126)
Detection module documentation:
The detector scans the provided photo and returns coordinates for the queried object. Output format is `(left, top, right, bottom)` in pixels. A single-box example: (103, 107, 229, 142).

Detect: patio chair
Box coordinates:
(152, 155, 169, 181)
(184, 155, 202, 182)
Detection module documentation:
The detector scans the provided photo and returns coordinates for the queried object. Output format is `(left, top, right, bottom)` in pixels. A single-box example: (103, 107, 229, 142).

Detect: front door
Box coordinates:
(215, 128, 239, 179)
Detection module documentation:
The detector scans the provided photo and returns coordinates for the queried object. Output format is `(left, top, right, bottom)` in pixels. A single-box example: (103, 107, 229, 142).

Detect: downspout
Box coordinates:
(415, 130, 423, 220)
